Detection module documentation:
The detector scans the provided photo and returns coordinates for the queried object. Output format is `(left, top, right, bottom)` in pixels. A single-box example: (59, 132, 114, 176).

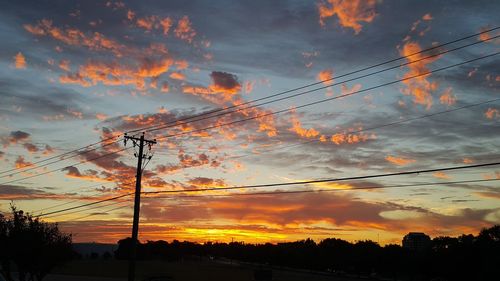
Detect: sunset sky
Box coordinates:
(0, 0, 499, 245)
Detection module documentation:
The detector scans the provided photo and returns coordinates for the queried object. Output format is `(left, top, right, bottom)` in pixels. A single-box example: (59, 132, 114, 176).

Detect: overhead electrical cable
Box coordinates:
(36, 161, 500, 218)
(129, 28, 499, 134)
(140, 35, 500, 135)
(144, 178, 499, 199)
(143, 162, 500, 195)
(0, 27, 492, 178)
(2, 51, 498, 188)
(228, 97, 500, 159)
(152, 52, 499, 142)
(0, 147, 130, 186)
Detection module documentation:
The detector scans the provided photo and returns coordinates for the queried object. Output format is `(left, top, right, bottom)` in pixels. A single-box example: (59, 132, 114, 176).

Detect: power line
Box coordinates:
(153, 52, 499, 142)
(57, 202, 132, 223)
(0, 136, 123, 177)
(30, 182, 112, 213)
(139, 34, 500, 135)
(2, 51, 498, 189)
(36, 161, 500, 218)
(0, 30, 495, 181)
(143, 162, 500, 195)
(42, 198, 130, 219)
(35, 192, 132, 218)
(144, 178, 500, 199)
(46, 179, 500, 222)
(228, 97, 500, 159)
(128, 27, 499, 135)
(31, 181, 135, 214)
(0, 147, 130, 186)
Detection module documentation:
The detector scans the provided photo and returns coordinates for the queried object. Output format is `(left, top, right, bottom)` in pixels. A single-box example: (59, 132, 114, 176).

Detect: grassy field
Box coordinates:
(52, 259, 366, 281)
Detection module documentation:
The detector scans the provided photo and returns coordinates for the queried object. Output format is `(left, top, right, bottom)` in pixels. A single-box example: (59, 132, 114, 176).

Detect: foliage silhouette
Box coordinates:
(0, 206, 73, 281)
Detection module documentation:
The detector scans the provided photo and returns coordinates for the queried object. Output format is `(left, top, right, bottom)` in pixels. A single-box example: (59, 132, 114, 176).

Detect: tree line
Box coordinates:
(1, 205, 499, 281)
(116, 225, 500, 281)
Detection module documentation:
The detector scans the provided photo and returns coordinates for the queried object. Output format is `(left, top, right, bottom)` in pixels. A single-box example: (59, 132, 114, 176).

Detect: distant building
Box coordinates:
(402, 232, 431, 251)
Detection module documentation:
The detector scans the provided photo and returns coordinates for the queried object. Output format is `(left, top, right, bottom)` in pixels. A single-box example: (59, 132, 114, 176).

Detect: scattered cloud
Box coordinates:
(484, 108, 499, 119)
(318, 0, 377, 34)
(289, 111, 320, 139)
(174, 16, 196, 43)
(439, 87, 456, 106)
(385, 155, 416, 166)
(14, 156, 33, 169)
(398, 41, 439, 109)
(13, 52, 27, 69)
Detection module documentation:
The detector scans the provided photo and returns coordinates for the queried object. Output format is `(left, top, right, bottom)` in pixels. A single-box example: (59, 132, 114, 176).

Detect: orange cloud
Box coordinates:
(137, 58, 174, 77)
(318, 0, 377, 34)
(385, 155, 416, 166)
(175, 60, 189, 70)
(131, 14, 173, 36)
(187, 177, 227, 189)
(183, 71, 242, 99)
(244, 81, 254, 94)
(59, 58, 173, 89)
(136, 15, 157, 31)
(478, 26, 500, 44)
(23, 143, 39, 153)
(42, 114, 65, 121)
(169, 72, 186, 80)
(161, 82, 170, 92)
(174, 16, 196, 43)
(96, 113, 108, 121)
(67, 109, 83, 119)
(59, 73, 92, 87)
(43, 145, 54, 155)
(463, 158, 474, 164)
(182, 86, 212, 95)
(13, 52, 26, 69)
(209, 71, 241, 95)
(340, 83, 362, 96)
(433, 171, 450, 180)
(15, 156, 33, 169)
(439, 87, 456, 106)
(2, 131, 30, 147)
(317, 69, 334, 88)
(330, 131, 373, 145)
(127, 10, 135, 20)
(289, 111, 320, 138)
(422, 13, 433, 21)
(59, 59, 71, 71)
(160, 17, 173, 35)
(256, 114, 278, 137)
(24, 19, 126, 57)
(474, 192, 500, 200)
(484, 108, 499, 119)
(155, 150, 220, 175)
(62, 166, 106, 182)
(399, 41, 439, 109)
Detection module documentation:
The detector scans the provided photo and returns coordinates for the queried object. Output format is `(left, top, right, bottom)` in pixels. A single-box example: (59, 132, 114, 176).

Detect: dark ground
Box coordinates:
(49, 259, 370, 281)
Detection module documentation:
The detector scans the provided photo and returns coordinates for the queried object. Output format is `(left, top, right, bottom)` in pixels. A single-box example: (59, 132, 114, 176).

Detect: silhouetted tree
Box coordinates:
(0, 206, 73, 281)
(0, 213, 13, 281)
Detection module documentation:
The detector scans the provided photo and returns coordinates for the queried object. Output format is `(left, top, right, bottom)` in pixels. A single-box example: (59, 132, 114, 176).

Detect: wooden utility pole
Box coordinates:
(125, 133, 156, 281)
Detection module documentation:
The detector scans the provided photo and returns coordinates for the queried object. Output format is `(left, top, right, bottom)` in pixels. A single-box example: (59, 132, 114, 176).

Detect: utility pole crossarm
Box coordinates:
(124, 133, 156, 281)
